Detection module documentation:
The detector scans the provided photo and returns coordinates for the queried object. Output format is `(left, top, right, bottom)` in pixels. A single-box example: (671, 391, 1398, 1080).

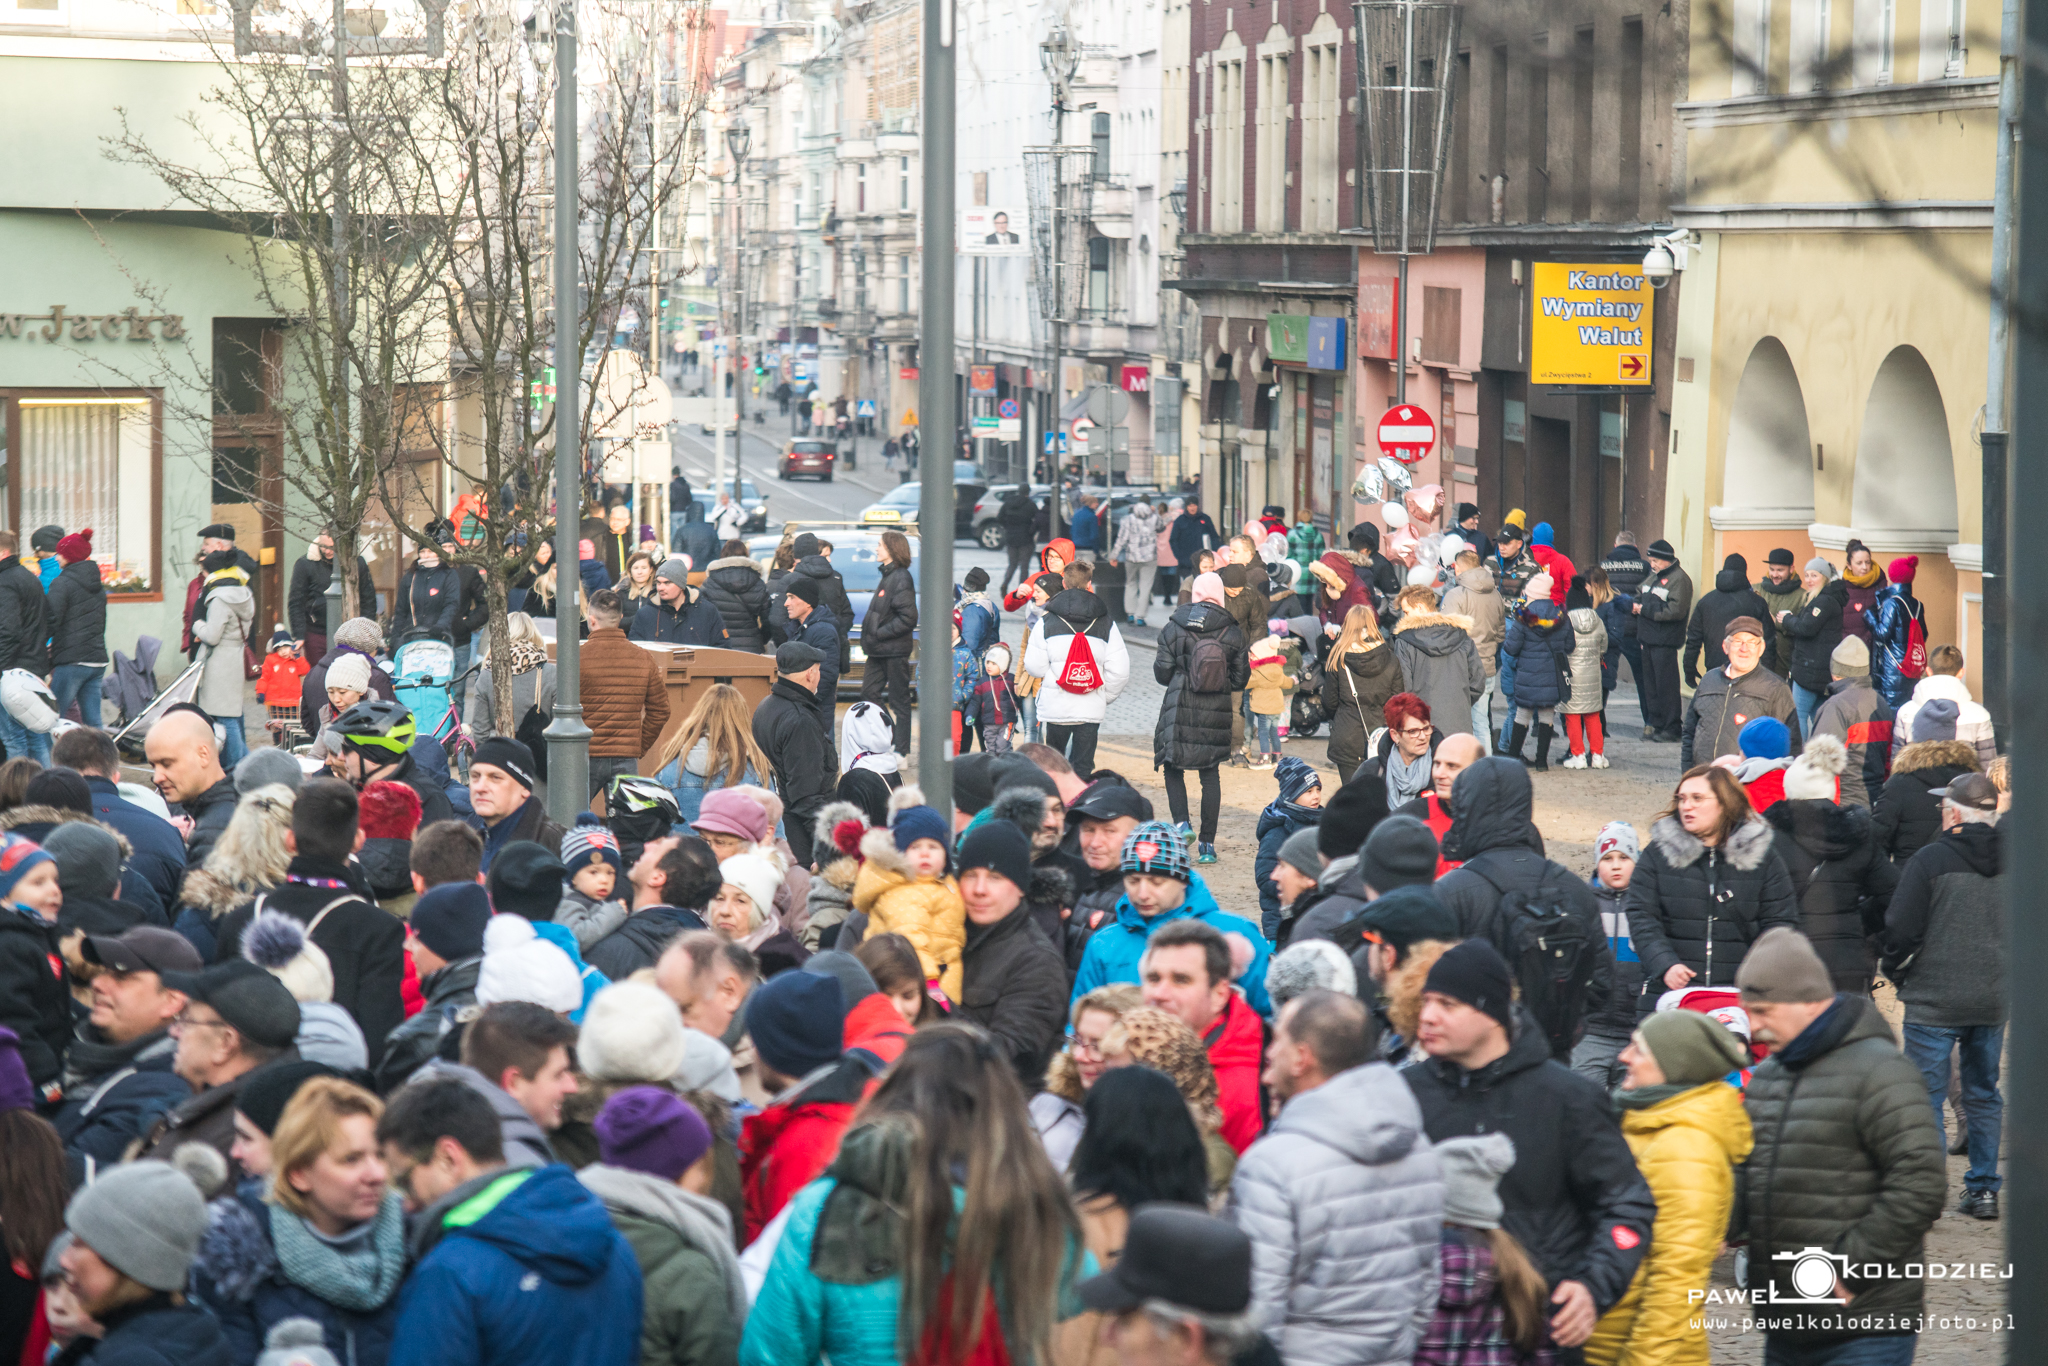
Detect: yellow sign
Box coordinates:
(901, 409, 918, 427)
(1529, 263, 1654, 386)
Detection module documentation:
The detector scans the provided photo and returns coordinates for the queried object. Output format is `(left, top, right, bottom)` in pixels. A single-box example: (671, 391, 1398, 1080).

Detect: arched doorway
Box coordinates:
(1851, 346, 1958, 539)
(1722, 337, 1815, 517)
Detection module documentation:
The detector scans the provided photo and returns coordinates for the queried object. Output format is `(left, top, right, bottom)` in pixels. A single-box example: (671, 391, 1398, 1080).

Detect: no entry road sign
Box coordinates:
(1377, 404, 1436, 464)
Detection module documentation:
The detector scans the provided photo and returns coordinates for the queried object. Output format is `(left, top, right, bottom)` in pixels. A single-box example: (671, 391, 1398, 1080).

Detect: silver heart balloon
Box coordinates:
(1351, 462, 1387, 504)
(1378, 457, 1413, 497)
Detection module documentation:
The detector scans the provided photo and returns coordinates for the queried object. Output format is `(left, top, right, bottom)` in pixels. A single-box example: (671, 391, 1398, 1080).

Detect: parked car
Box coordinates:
(780, 437, 837, 481)
(746, 527, 921, 697)
(857, 480, 985, 540)
(969, 484, 1051, 550)
(692, 480, 769, 534)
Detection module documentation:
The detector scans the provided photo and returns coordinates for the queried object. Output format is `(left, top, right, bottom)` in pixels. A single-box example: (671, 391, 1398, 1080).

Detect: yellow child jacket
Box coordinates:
(852, 825, 967, 1002)
(1247, 648, 1295, 716)
(1584, 1081, 1754, 1366)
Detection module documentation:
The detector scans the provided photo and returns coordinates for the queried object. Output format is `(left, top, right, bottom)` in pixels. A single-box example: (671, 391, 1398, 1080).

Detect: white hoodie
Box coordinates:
(1892, 672, 1997, 768)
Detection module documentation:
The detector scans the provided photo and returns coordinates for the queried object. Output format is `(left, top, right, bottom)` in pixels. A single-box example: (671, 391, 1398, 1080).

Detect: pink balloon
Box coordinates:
(1385, 527, 1422, 567)
(1405, 484, 1445, 527)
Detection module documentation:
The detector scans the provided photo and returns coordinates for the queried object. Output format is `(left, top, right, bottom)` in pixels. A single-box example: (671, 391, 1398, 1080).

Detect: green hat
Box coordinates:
(1637, 1010, 1748, 1086)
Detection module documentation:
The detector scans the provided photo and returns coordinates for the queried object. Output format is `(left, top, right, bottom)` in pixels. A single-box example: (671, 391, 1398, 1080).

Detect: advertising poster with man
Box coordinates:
(961, 206, 1029, 255)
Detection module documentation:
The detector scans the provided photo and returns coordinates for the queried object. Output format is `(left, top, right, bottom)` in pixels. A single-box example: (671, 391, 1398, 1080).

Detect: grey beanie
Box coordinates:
(1276, 826, 1323, 881)
(236, 746, 306, 796)
(65, 1161, 208, 1290)
(801, 950, 879, 1013)
(42, 822, 124, 898)
(1436, 1132, 1517, 1231)
(1912, 698, 1960, 744)
(1360, 814, 1440, 892)
(1265, 939, 1358, 1010)
(1804, 556, 1835, 581)
(257, 1318, 342, 1366)
(657, 557, 692, 589)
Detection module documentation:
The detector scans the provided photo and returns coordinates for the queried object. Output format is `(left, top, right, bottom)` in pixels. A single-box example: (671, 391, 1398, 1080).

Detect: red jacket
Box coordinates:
(1743, 767, 1788, 813)
(1529, 545, 1575, 603)
(738, 1057, 871, 1244)
(1413, 790, 1462, 877)
(1203, 994, 1267, 1154)
(842, 993, 910, 1077)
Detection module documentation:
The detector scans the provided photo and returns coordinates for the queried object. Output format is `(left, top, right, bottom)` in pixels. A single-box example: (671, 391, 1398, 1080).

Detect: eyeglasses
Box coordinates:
(1396, 725, 1432, 738)
(1071, 1036, 1106, 1058)
(169, 1011, 230, 1036)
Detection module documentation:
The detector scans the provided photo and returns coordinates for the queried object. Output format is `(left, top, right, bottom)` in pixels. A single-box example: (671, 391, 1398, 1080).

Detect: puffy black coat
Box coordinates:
(1624, 814, 1799, 1003)
(586, 904, 708, 982)
(998, 487, 1039, 547)
(1632, 561, 1692, 649)
(958, 885, 1071, 1091)
(1402, 1006, 1656, 1315)
(1322, 641, 1405, 780)
(791, 555, 855, 668)
(0, 556, 48, 675)
(1585, 881, 1646, 1035)
(1733, 995, 1946, 1339)
(1500, 600, 1572, 709)
(861, 562, 918, 659)
(752, 677, 839, 862)
(1151, 602, 1249, 770)
(0, 905, 68, 1086)
(182, 776, 241, 870)
(1598, 543, 1650, 601)
(46, 558, 108, 668)
(1881, 821, 2004, 1027)
(1870, 739, 1976, 866)
(699, 556, 774, 651)
(1681, 664, 1799, 769)
(1682, 562, 1770, 683)
(288, 552, 377, 638)
(392, 562, 461, 636)
(1781, 578, 1847, 693)
(376, 955, 480, 1093)
(52, 1030, 189, 1186)
(59, 1295, 232, 1366)
(1763, 798, 1900, 992)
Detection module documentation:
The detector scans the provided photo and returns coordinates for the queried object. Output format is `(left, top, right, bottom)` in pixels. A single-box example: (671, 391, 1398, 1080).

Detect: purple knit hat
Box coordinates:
(594, 1086, 713, 1182)
(0, 1027, 35, 1112)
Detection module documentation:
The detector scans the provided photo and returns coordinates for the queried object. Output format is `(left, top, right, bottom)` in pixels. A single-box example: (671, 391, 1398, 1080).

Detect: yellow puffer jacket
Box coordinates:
(1584, 1081, 1753, 1366)
(852, 825, 967, 1002)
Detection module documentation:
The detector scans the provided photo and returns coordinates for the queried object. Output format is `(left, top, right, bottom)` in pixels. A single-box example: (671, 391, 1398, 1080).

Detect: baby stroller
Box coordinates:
(110, 635, 206, 760)
(1283, 615, 1330, 738)
(389, 629, 477, 773)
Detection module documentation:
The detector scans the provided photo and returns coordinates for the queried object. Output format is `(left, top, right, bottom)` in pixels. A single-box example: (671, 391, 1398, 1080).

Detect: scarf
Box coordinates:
(270, 1192, 408, 1312)
(1384, 746, 1431, 808)
(1841, 564, 1883, 590)
(1612, 1081, 1695, 1113)
(507, 640, 548, 677)
(61, 1026, 173, 1094)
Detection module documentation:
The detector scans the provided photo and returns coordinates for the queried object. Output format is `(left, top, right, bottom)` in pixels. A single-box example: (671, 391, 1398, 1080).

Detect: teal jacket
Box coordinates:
(1068, 871, 1273, 1015)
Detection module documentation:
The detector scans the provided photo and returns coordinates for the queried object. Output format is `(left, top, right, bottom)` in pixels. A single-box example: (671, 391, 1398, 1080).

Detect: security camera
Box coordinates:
(1642, 229, 1697, 288)
(1641, 243, 1675, 284)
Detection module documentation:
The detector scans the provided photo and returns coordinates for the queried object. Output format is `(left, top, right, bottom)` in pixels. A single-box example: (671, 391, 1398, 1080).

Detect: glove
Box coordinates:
(1684, 668, 1700, 689)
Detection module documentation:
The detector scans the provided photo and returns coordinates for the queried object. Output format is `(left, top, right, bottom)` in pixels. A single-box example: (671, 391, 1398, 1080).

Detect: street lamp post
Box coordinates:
(917, 0, 956, 808)
(1038, 24, 1078, 538)
(727, 119, 751, 507)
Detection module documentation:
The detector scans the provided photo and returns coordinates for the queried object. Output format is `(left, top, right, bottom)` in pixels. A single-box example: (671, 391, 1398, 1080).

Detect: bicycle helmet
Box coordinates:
(605, 774, 681, 824)
(333, 699, 417, 759)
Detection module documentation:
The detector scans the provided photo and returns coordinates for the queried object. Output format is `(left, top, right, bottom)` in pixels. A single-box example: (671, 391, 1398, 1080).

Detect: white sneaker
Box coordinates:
(1562, 753, 1589, 769)
(1591, 753, 1611, 769)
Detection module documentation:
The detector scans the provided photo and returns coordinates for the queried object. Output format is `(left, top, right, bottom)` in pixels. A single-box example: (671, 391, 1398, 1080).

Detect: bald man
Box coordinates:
(1395, 731, 1482, 868)
(145, 710, 240, 867)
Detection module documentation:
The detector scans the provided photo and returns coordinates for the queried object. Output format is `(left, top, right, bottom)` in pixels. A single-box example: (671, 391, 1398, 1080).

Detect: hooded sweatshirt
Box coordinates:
(1391, 607, 1486, 735)
(1438, 564, 1506, 675)
(1069, 871, 1273, 1015)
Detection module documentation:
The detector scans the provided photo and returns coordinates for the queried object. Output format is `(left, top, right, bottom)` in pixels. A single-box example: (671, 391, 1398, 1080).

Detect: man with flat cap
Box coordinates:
(1078, 1204, 1278, 1366)
(753, 640, 838, 867)
(776, 574, 841, 728)
(134, 958, 301, 1177)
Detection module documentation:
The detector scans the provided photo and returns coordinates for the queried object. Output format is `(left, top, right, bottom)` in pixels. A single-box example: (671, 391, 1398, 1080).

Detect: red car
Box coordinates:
(780, 438, 836, 481)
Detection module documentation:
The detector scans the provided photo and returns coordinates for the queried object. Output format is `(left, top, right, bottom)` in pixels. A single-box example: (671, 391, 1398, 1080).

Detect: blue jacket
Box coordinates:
(957, 593, 999, 658)
(388, 1165, 642, 1366)
(1502, 600, 1573, 710)
(1253, 799, 1321, 922)
(1070, 872, 1273, 1015)
(1068, 502, 1100, 552)
(1863, 584, 1924, 709)
(84, 775, 187, 911)
(951, 644, 977, 709)
(578, 556, 611, 597)
(530, 919, 607, 1024)
(68, 1296, 231, 1366)
(53, 1031, 192, 1185)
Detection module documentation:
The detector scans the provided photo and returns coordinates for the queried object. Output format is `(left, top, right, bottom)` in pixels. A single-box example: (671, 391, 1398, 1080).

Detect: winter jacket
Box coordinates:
(1782, 579, 1848, 694)
(1323, 641, 1406, 780)
(1229, 1064, 1444, 1366)
(1624, 815, 1799, 1002)
(585, 904, 708, 983)
(193, 578, 254, 717)
(738, 1053, 875, 1241)
(1392, 610, 1487, 734)
(1255, 797, 1321, 923)
(1839, 567, 1884, 646)
(1559, 607, 1606, 714)
(1871, 740, 1976, 867)
(46, 557, 109, 668)
(0, 555, 47, 675)
(1499, 602, 1570, 712)
(1585, 879, 1645, 1037)
(410, 1058, 558, 1168)
(956, 591, 1000, 657)
(679, 518, 720, 572)
(1682, 565, 1770, 684)
(577, 1165, 746, 1366)
(753, 678, 838, 863)
(1402, 1007, 1656, 1316)
(1583, 1082, 1752, 1366)
(1411, 1226, 1527, 1366)
(998, 486, 1040, 548)
(131, 1056, 282, 1178)
(1731, 995, 1946, 1340)
(860, 561, 918, 660)
(288, 550, 377, 639)
(1286, 521, 1326, 577)
(1681, 664, 1798, 768)
(1070, 871, 1273, 1016)
(1026, 588, 1130, 726)
(392, 562, 461, 636)
(777, 603, 842, 729)
(1893, 674, 1997, 766)
(581, 626, 671, 757)
(0, 905, 67, 1086)
(475, 795, 567, 870)
(1862, 584, 1924, 708)
(1309, 554, 1375, 629)
(1439, 565, 1507, 675)
(192, 1185, 405, 1366)
(1600, 543, 1651, 600)
(1151, 602, 1251, 771)
(1111, 501, 1159, 563)
(630, 590, 729, 647)
(376, 955, 481, 1092)
(787, 556, 856, 670)
(388, 1164, 643, 1366)
(58, 1295, 231, 1366)
(1809, 678, 1894, 807)
(1491, 546, 1540, 605)
(1764, 798, 1899, 993)
(961, 674, 1021, 737)
(1170, 510, 1223, 571)
(52, 1028, 188, 1185)
(1632, 561, 1692, 650)
(1596, 596, 1635, 690)
(85, 775, 188, 910)
(958, 893, 1071, 1091)
(1756, 575, 1805, 675)
(465, 660, 557, 741)
(1882, 821, 2004, 1027)
(699, 556, 774, 651)
(852, 826, 967, 1000)
(1068, 501, 1101, 553)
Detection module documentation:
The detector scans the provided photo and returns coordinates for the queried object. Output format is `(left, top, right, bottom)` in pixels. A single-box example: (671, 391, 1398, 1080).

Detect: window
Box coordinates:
(1210, 56, 1246, 230)
(898, 255, 911, 313)
(1, 395, 159, 594)
(1254, 53, 1288, 231)
(1092, 111, 1112, 181)
(1945, 0, 1966, 74)
(900, 157, 910, 210)
(1302, 42, 1341, 232)
(1734, 0, 1772, 93)
(1879, 0, 1894, 80)
(1088, 236, 1110, 311)
(858, 163, 867, 211)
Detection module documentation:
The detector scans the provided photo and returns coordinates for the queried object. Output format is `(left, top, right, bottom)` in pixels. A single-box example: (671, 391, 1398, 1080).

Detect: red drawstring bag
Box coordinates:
(1052, 617, 1104, 693)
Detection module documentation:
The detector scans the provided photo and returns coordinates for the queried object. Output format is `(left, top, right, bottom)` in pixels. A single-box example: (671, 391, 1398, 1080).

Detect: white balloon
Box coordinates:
(1416, 531, 1445, 566)
(1407, 564, 1436, 587)
(1380, 502, 1410, 530)
(1439, 534, 1467, 562)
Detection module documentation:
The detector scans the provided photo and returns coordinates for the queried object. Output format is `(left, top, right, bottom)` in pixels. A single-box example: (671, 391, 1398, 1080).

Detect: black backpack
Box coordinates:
(1188, 635, 1232, 694)
(1467, 861, 1606, 1061)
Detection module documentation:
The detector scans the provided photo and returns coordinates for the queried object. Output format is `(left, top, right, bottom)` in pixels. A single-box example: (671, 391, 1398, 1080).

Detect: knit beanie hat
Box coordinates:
(1783, 733, 1847, 802)
(0, 1027, 33, 1113)
(745, 969, 845, 1079)
(1422, 939, 1516, 1034)
(65, 1161, 208, 1291)
(802, 952, 879, 1013)
(1735, 927, 1835, 1005)
(1594, 821, 1640, 863)
(1830, 636, 1870, 677)
(956, 819, 1033, 893)
(1529, 522, 1555, 547)
(56, 529, 93, 564)
(1888, 555, 1918, 585)
(951, 753, 997, 815)
(1275, 826, 1323, 880)
(1523, 571, 1554, 603)
(487, 841, 568, 921)
(1273, 756, 1321, 806)
(469, 737, 538, 791)
(1317, 775, 1388, 860)
(1120, 820, 1192, 883)
(578, 981, 688, 1083)
(693, 788, 770, 845)
(0, 835, 54, 910)
(561, 818, 624, 875)
(1435, 1133, 1516, 1230)
(255, 1317, 343, 1366)
(1913, 698, 1960, 743)
(1360, 815, 1439, 892)
(475, 914, 583, 1013)
(409, 882, 491, 961)
(1804, 556, 1834, 581)
(790, 533, 821, 559)
(891, 804, 953, 862)
(323, 652, 373, 696)
(24, 769, 90, 815)
(595, 1086, 713, 1182)
(1637, 1009, 1748, 1086)
(235, 1061, 340, 1136)
(1739, 716, 1792, 761)
(717, 852, 784, 927)
(332, 617, 384, 654)
(784, 576, 822, 608)
(240, 910, 335, 1004)
(1265, 940, 1358, 1010)
(232, 747, 306, 799)
(657, 558, 691, 591)
(41, 822, 122, 899)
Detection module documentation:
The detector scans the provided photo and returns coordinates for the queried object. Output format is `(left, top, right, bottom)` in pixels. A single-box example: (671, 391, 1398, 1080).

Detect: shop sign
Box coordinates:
(1, 306, 187, 341)
(969, 365, 997, 392)
(1529, 264, 1653, 386)
(1120, 364, 1150, 393)
(1359, 277, 1398, 359)
(1266, 314, 1309, 365)
(1307, 317, 1347, 371)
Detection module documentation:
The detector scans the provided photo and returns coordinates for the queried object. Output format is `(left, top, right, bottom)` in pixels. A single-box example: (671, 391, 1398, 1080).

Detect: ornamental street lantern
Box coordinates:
(1353, 0, 1460, 404)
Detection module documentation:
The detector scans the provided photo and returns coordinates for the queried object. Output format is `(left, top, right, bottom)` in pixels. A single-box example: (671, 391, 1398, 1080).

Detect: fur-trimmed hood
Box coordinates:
(704, 555, 764, 577)
(1648, 812, 1777, 871)
(1383, 938, 1457, 1045)
(1891, 739, 1978, 777)
(856, 823, 917, 880)
(1394, 609, 1474, 635)
(0, 804, 138, 897)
